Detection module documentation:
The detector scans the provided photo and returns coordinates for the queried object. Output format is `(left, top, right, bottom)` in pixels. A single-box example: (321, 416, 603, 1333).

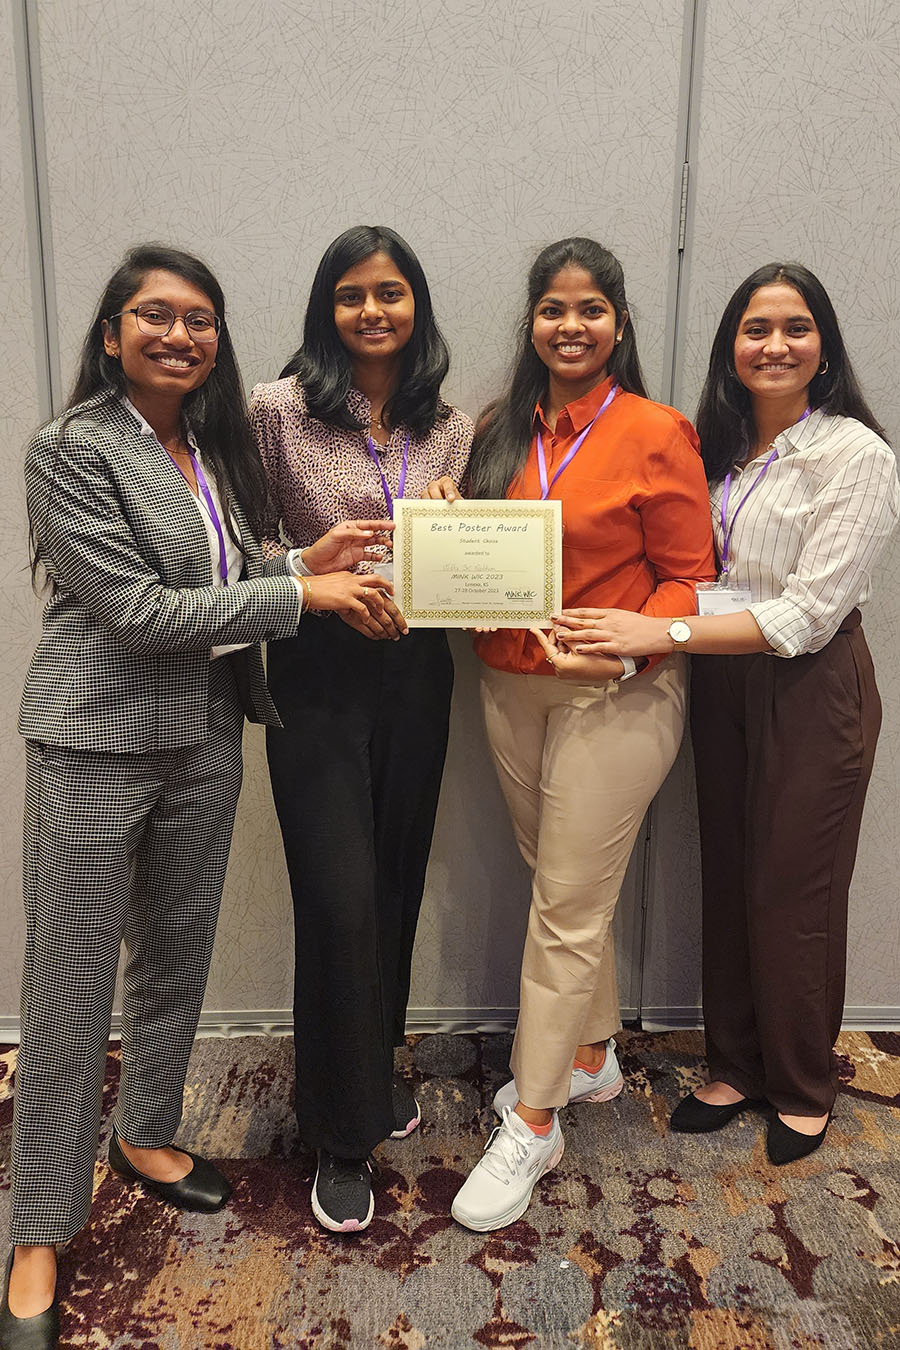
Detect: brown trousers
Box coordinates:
(690, 612, 881, 1117)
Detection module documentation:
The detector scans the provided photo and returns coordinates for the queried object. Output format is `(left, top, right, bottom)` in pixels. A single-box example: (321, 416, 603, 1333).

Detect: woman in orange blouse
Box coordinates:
(435, 238, 715, 1231)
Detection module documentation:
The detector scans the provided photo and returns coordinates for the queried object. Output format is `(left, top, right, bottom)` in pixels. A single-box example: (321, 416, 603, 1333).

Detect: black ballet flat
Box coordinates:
(670, 1091, 761, 1133)
(766, 1112, 830, 1166)
(108, 1130, 232, 1212)
(0, 1251, 59, 1350)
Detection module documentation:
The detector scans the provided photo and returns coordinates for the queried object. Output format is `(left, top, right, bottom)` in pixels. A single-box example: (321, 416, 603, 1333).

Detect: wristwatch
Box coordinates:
(667, 619, 692, 646)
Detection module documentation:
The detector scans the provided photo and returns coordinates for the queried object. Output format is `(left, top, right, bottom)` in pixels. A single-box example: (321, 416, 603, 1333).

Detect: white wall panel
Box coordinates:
(642, 0, 900, 1020)
(34, 0, 687, 409)
(0, 4, 44, 1017)
(0, 0, 688, 1021)
(4, 0, 897, 1031)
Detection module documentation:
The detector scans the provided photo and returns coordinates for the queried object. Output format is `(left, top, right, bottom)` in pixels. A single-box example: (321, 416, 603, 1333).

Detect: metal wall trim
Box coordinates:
(660, 0, 705, 410)
(636, 0, 705, 1027)
(3, 1005, 895, 1045)
(13, 0, 61, 421)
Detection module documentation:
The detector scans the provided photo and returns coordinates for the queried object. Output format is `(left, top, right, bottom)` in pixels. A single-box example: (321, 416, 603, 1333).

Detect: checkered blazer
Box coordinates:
(19, 391, 302, 752)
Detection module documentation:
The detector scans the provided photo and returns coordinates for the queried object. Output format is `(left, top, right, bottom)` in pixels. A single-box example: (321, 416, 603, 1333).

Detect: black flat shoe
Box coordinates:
(766, 1113, 829, 1165)
(0, 1251, 59, 1350)
(108, 1130, 232, 1212)
(670, 1091, 761, 1133)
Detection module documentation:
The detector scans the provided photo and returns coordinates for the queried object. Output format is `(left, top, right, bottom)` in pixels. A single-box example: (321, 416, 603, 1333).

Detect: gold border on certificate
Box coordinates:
(393, 499, 562, 627)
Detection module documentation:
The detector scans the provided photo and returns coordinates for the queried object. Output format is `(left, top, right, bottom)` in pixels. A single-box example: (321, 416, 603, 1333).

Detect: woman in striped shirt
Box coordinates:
(540, 262, 899, 1165)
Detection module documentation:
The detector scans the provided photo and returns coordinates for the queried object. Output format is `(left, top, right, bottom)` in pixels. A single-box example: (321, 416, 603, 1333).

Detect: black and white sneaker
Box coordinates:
(311, 1149, 374, 1232)
(390, 1076, 421, 1139)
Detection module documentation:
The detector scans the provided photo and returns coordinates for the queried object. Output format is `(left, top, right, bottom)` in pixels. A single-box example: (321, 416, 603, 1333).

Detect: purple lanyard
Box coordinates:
(366, 431, 410, 518)
(168, 451, 229, 585)
(719, 407, 810, 576)
(535, 383, 618, 499)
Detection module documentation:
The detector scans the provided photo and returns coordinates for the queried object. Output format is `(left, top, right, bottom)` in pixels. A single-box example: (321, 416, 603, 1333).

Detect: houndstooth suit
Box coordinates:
(11, 392, 301, 1244)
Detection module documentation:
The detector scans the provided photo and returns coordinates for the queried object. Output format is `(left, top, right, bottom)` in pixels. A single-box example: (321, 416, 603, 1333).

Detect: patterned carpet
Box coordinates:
(1, 1030, 899, 1349)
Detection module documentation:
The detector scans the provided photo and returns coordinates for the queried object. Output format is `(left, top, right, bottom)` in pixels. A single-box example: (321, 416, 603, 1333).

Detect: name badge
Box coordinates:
(696, 581, 752, 615)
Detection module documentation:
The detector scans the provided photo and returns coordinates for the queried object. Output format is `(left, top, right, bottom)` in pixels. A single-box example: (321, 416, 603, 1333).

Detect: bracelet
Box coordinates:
(615, 655, 639, 681)
(288, 546, 314, 577)
(301, 576, 313, 612)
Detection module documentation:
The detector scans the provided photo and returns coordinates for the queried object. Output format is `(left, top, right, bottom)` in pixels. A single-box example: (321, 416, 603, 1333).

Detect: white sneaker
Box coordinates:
(451, 1107, 564, 1232)
(493, 1038, 624, 1116)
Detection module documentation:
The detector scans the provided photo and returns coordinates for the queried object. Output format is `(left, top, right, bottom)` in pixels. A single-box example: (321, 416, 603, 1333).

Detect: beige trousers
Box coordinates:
(481, 656, 686, 1108)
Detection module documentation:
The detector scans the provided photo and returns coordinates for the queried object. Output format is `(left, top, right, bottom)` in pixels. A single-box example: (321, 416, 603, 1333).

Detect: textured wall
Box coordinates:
(2, 0, 898, 1028)
(32, 0, 686, 407)
(641, 0, 900, 1020)
(0, 0, 687, 1026)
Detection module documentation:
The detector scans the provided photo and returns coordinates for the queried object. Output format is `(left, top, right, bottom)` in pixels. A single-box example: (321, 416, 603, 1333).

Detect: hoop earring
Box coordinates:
(818, 359, 829, 375)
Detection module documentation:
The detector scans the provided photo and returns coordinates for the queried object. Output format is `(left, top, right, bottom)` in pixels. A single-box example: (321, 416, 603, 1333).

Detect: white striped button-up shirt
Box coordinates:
(710, 410, 900, 657)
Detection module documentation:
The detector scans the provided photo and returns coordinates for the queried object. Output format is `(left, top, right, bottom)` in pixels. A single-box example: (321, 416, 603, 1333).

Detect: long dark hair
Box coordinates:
(280, 225, 451, 436)
(467, 238, 648, 499)
(696, 261, 888, 483)
(63, 242, 268, 536)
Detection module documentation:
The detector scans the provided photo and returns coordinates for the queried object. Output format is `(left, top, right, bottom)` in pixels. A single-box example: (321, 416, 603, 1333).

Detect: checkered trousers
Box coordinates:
(11, 659, 244, 1245)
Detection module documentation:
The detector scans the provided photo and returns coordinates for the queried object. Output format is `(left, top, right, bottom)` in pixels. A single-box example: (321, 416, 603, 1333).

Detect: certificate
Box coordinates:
(393, 498, 562, 628)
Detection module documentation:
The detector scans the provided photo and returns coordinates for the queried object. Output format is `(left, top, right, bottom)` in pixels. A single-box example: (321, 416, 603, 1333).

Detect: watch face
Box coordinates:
(669, 620, 691, 643)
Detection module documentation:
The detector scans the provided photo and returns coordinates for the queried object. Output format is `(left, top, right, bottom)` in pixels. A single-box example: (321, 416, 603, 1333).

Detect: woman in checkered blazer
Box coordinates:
(2, 244, 395, 1349)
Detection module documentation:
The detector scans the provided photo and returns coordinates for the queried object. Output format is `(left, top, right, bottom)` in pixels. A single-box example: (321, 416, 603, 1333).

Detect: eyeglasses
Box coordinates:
(108, 304, 221, 342)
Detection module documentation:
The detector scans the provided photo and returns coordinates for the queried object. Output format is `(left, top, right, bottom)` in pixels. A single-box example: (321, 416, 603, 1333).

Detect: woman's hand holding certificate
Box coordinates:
(393, 498, 562, 627)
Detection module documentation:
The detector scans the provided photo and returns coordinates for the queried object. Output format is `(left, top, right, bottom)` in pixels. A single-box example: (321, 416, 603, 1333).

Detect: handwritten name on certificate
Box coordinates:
(393, 499, 562, 628)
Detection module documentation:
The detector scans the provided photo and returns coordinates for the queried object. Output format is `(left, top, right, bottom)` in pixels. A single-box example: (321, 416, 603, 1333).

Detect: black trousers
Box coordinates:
(266, 617, 453, 1157)
(690, 612, 881, 1117)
